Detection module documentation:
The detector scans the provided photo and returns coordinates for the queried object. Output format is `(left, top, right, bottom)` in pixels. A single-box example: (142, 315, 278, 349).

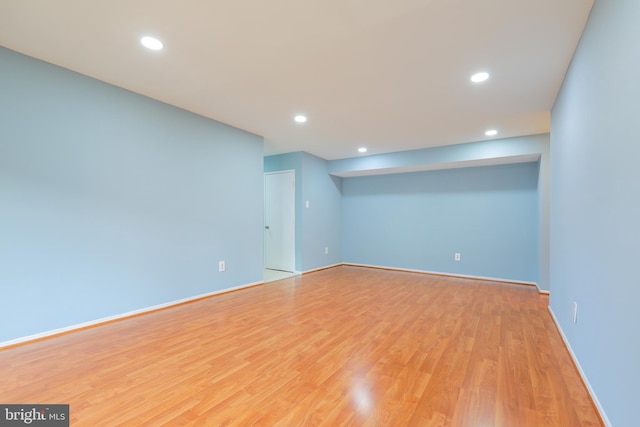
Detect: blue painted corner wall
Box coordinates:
(266, 133, 549, 286)
(264, 152, 343, 272)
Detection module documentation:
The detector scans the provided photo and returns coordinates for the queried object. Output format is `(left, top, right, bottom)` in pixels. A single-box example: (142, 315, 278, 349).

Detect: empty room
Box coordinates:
(1, 0, 637, 426)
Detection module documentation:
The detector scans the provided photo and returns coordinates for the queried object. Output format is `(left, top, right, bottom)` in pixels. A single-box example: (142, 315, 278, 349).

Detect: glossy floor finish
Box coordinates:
(0, 266, 602, 426)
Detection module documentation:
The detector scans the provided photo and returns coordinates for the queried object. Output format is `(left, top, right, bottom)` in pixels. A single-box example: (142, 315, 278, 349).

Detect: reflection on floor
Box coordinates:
(263, 268, 298, 283)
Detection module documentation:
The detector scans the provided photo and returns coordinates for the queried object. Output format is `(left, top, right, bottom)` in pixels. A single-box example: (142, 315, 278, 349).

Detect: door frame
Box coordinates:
(264, 170, 296, 272)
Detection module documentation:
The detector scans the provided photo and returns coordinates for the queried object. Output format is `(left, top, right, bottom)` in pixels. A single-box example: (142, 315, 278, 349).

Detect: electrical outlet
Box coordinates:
(454, 253, 461, 261)
(325, 247, 329, 255)
(219, 261, 225, 272)
(573, 302, 578, 323)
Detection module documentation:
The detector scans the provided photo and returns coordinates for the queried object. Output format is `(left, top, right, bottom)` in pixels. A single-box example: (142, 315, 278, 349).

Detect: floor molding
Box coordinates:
(547, 306, 611, 427)
(0, 280, 263, 350)
(303, 263, 343, 274)
(343, 262, 546, 292)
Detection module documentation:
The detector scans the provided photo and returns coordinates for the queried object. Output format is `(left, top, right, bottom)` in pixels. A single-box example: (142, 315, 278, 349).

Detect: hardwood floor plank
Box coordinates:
(0, 266, 602, 426)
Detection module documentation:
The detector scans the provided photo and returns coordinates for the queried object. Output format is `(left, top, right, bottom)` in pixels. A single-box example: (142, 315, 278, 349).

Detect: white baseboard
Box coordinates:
(0, 280, 263, 349)
(303, 263, 343, 274)
(547, 306, 611, 427)
(343, 262, 544, 291)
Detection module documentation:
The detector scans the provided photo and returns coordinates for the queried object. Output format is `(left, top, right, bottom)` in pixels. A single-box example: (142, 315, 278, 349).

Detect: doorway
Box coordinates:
(264, 170, 296, 282)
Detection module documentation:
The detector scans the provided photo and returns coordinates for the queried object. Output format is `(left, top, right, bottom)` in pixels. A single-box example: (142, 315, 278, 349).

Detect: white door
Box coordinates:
(264, 171, 295, 272)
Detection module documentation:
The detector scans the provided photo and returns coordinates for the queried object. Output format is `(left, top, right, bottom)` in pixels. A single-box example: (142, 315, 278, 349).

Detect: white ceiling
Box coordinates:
(0, 0, 593, 160)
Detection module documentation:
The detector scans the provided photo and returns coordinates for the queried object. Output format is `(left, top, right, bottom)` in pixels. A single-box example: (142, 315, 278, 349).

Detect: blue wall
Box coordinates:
(343, 162, 539, 283)
(265, 152, 343, 272)
(0, 47, 264, 343)
(300, 153, 343, 271)
(331, 134, 550, 290)
(550, 0, 640, 425)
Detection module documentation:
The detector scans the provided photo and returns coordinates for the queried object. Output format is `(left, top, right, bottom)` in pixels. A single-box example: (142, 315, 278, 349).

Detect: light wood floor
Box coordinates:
(0, 266, 602, 426)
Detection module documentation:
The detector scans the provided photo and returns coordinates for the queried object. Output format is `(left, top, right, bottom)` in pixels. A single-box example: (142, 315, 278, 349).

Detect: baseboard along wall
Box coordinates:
(342, 262, 546, 293)
(547, 306, 611, 427)
(0, 280, 263, 350)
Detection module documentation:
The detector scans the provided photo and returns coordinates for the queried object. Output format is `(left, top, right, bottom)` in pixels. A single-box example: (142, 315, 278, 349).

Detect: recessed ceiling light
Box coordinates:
(358, 147, 367, 153)
(141, 36, 163, 51)
(485, 129, 498, 136)
(294, 115, 307, 123)
(471, 72, 490, 83)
